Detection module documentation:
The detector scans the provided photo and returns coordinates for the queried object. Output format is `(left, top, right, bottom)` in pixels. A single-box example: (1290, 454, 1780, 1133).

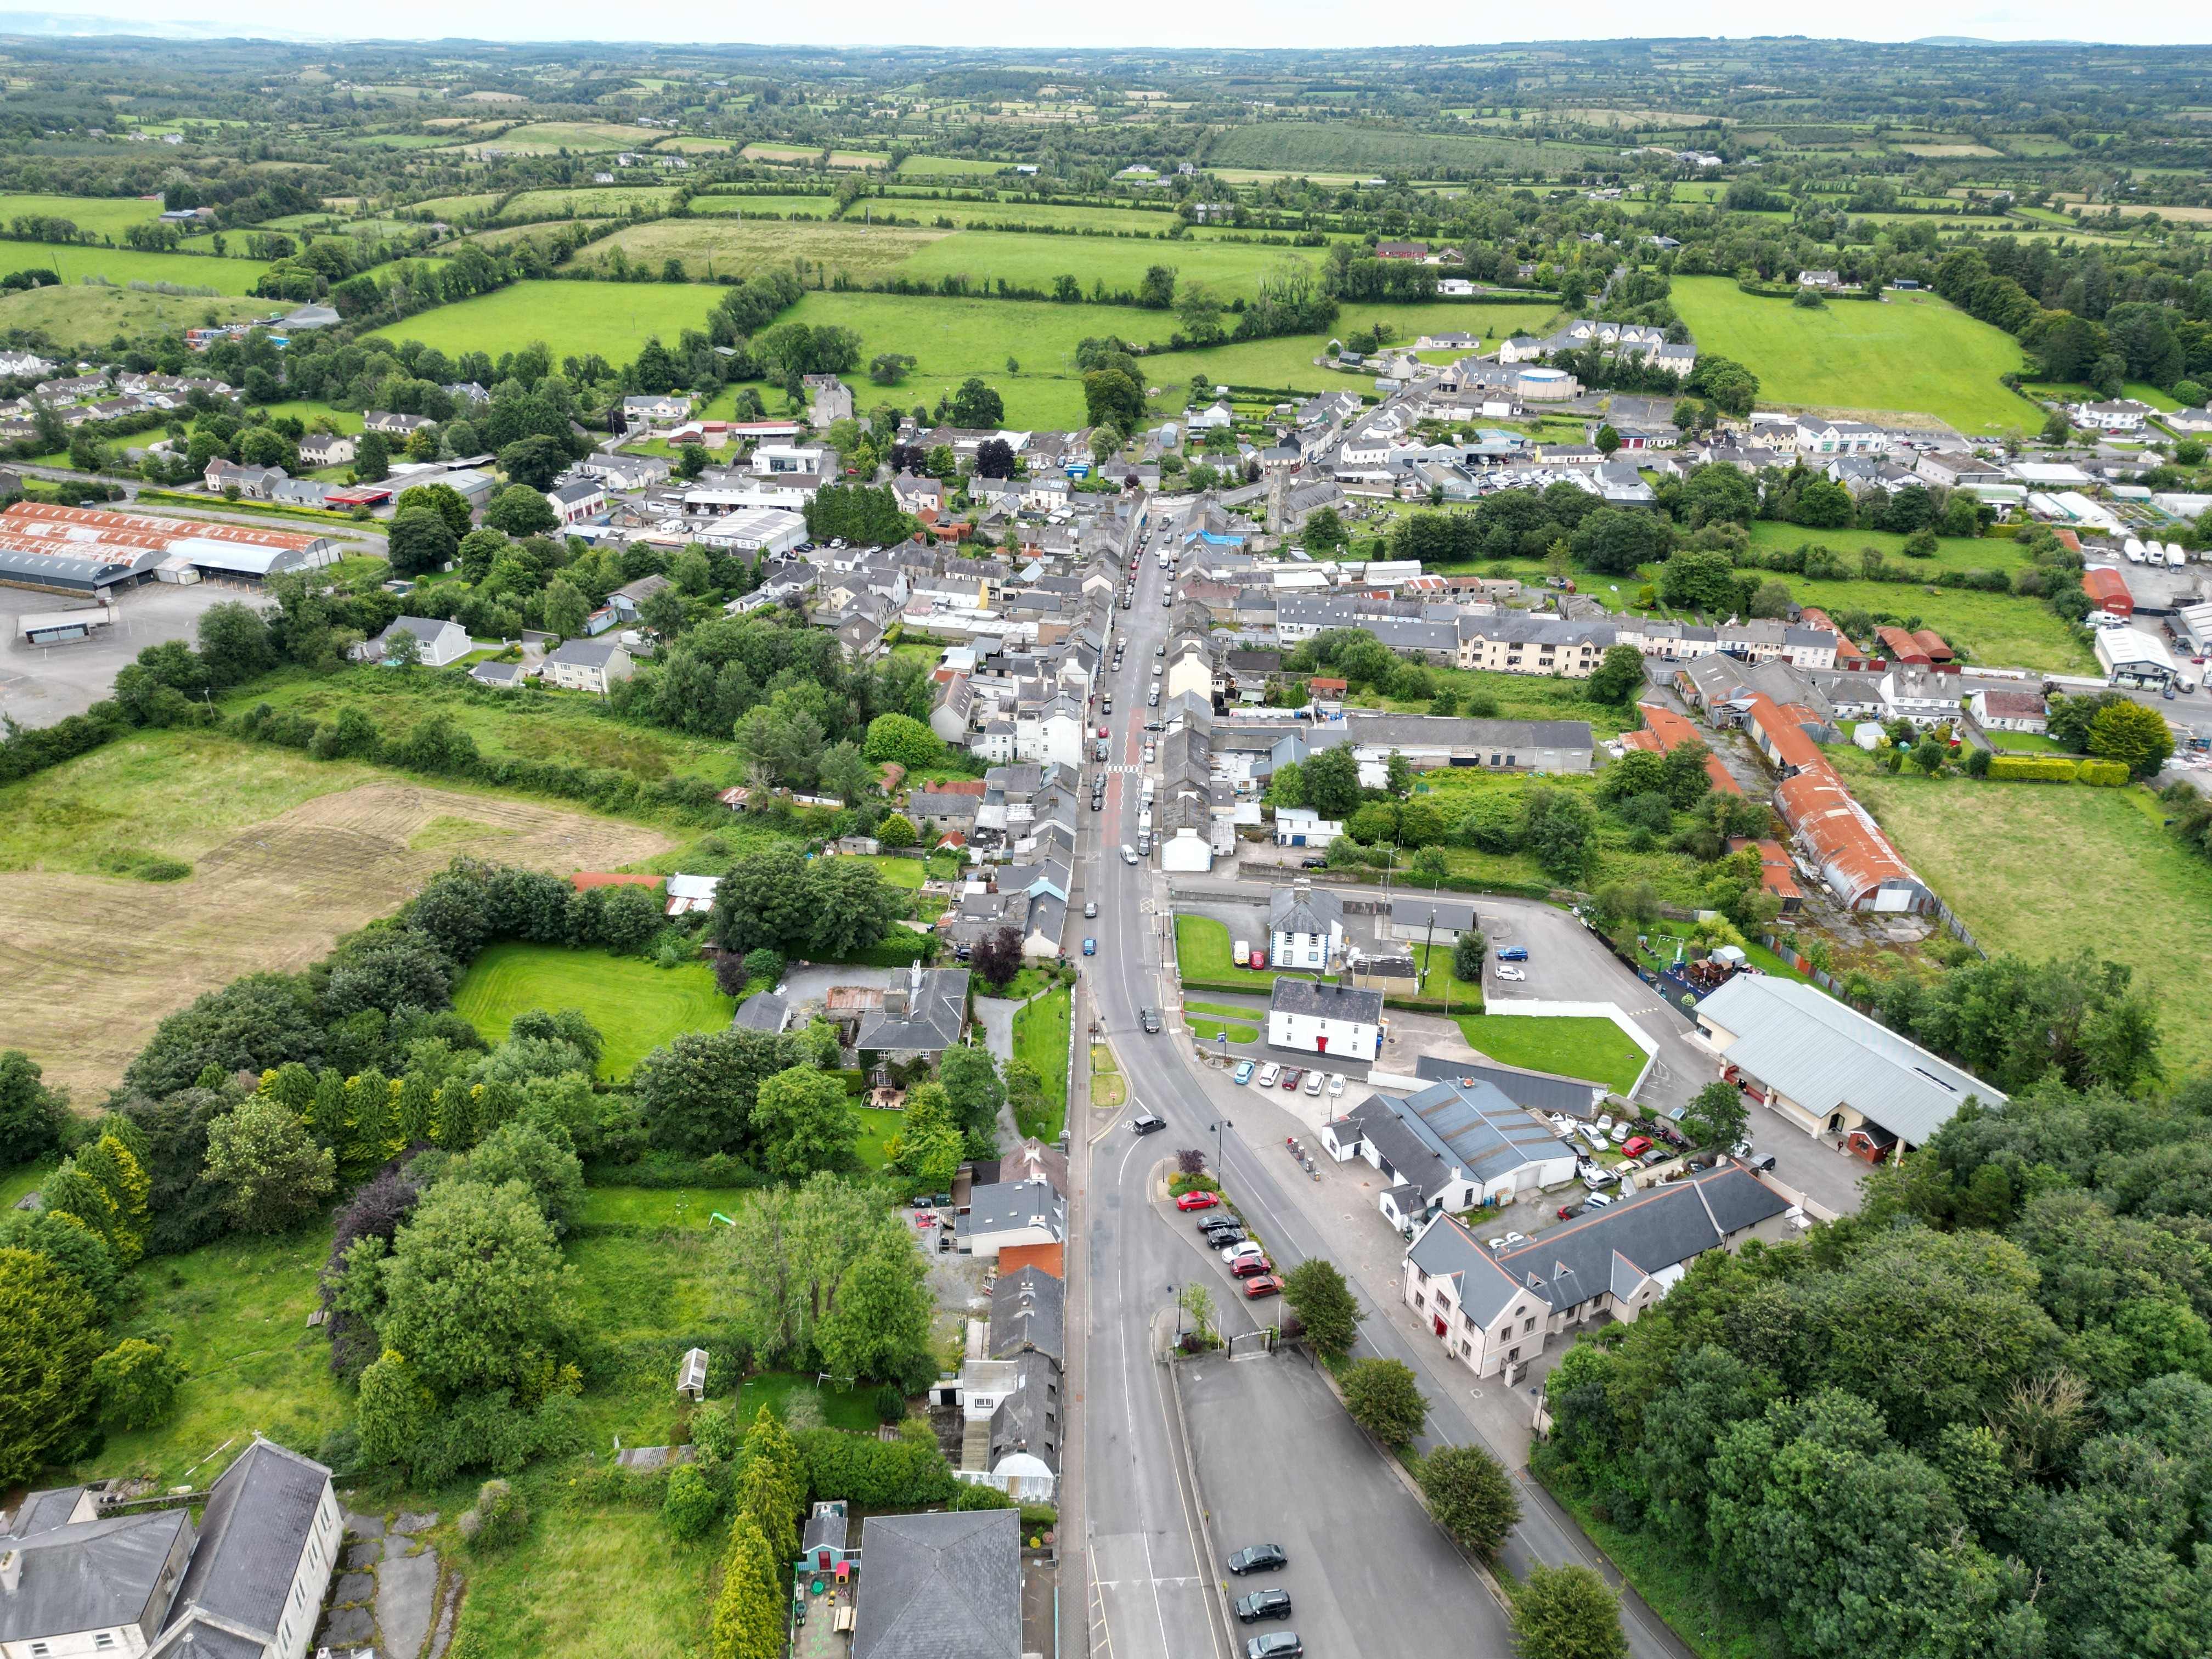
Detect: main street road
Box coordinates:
(1073, 523, 1692, 1659)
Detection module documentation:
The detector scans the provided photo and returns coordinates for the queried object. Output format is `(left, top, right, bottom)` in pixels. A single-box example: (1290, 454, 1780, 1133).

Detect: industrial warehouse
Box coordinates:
(0, 501, 340, 595)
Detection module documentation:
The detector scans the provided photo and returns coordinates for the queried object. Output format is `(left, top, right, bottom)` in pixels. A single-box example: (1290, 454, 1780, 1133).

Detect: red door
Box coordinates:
(817, 1549, 832, 1570)
(1316, 1035, 1328, 1053)
(1432, 1314, 1447, 1338)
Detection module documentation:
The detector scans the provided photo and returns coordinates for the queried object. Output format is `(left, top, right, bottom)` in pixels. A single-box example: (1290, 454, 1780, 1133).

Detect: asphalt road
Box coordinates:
(1074, 531, 1692, 1659)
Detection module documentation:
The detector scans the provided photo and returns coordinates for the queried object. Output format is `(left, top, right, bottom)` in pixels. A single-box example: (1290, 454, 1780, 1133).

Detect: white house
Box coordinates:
(1267, 975, 1383, 1061)
(546, 478, 607, 526)
(542, 637, 635, 693)
(1403, 1169, 1790, 1383)
(2069, 399, 2149, 433)
(1793, 417, 1889, 456)
(1272, 807, 1344, 849)
(1267, 877, 1344, 969)
(356, 614, 470, 667)
(1967, 687, 2049, 733)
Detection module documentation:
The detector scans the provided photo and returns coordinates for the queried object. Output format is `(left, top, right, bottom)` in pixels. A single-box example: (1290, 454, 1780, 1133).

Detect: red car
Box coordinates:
(1242, 1274, 1282, 1299)
(1176, 1190, 1221, 1212)
(1621, 1136, 1653, 1158)
(1231, 1255, 1273, 1278)
(1279, 1068, 1303, 1091)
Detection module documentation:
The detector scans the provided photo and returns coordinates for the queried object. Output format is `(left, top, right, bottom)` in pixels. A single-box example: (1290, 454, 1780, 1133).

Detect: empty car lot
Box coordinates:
(0, 582, 267, 727)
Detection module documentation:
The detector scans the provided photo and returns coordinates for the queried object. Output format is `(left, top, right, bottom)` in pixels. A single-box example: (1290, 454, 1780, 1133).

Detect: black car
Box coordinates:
(1140, 1007, 1162, 1034)
(1130, 1112, 1166, 1136)
(1246, 1634, 1302, 1659)
(1199, 1220, 1245, 1242)
(1234, 1590, 1292, 1625)
(1299, 857, 1327, 870)
(1227, 1544, 1288, 1576)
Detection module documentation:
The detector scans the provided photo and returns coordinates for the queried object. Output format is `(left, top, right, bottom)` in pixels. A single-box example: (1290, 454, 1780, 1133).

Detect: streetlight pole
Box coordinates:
(1209, 1117, 1231, 1178)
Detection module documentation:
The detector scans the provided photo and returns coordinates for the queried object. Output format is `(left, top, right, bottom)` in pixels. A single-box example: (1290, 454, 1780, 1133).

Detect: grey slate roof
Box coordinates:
(856, 967, 972, 1054)
(545, 637, 625, 669)
(162, 1438, 329, 1641)
(1268, 975, 1383, 1025)
(958, 1177, 1066, 1244)
(1268, 882, 1343, 938)
(0, 1506, 189, 1644)
(1412, 1054, 1607, 1117)
(731, 991, 789, 1033)
(988, 1349, 1062, 1471)
(988, 1265, 1065, 1364)
(1392, 898, 1477, 935)
(1691, 974, 2003, 1146)
(850, 1509, 1022, 1659)
(802, 1500, 849, 1556)
(7, 1486, 87, 1536)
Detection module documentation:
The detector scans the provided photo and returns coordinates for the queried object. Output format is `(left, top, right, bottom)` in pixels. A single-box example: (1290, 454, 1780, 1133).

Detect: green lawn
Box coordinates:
(1175, 913, 1283, 990)
(0, 242, 270, 295)
(1747, 575, 2095, 673)
(453, 943, 735, 1079)
(1672, 276, 2030, 433)
(0, 191, 167, 239)
(1742, 518, 2029, 578)
(76, 1229, 349, 1488)
(1350, 662, 1640, 737)
(1187, 1013, 1261, 1043)
(449, 1504, 719, 1659)
(1453, 1013, 1647, 1094)
(844, 852, 927, 888)
(1012, 986, 1071, 1140)
(853, 1105, 902, 1170)
(368, 278, 723, 363)
(1986, 729, 2073, 753)
(0, 1156, 57, 1209)
(0, 283, 270, 349)
(735, 1369, 884, 1430)
(1408, 941, 1486, 1009)
(1837, 765, 2212, 1074)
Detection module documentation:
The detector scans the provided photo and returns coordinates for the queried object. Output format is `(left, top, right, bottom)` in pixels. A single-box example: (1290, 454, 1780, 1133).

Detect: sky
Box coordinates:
(13, 5, 2207, 49)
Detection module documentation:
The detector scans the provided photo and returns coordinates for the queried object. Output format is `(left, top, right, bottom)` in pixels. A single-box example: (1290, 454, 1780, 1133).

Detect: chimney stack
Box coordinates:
(1, 1549, 20, 1596)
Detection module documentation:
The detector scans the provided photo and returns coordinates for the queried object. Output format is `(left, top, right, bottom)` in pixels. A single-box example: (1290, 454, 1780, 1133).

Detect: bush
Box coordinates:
(464, 1477, 531, 1551)
(795, 1425, 957, 1507)
(662, 1461, 724, 1541)
(91, 1338, 183, 1430)
(1340, 1357, 1428, 1448)
(1987, 755, 2079, 782)
(691, 1400, 742, 1462)
(2076, 759, 2129, 786)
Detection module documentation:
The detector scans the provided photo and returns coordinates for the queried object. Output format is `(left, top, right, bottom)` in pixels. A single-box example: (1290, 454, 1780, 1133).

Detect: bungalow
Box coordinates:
(621, 393, 692, 428)
(1969, 686, 2049, 733)
(363, 411, 434, 437)
(1403, 1168, 1791, 1383)
(468, 659, 525, 690)
(541, 637, 635, 693)
(1267, 974, 1384, 1061)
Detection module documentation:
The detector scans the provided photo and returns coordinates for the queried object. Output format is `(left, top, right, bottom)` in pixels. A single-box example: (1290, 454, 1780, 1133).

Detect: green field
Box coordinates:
(1753, 575, 2095, 672)
(0, 242, 269, 295)
(0, 191, 166, 239)
(895, 154, 1020, 177)
(407, 190, 507, 217)
(1672, 277, 2030, 432)
(453, 943, 736, 1078)
(577, 217, 950, 281)
(368, 278, 722, 362)
(0, 283, 271, 347)
(1210, 122, 1599, 177)
(1742, 519, 2029, 577)
(1453, 1013, 1647, 1094)
(504, 185, 681, 218)
(1839, 766, 2212, 1074)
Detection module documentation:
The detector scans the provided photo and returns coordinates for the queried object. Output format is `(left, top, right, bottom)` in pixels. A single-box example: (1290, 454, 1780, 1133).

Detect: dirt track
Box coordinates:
(0, 782, 672, 1101)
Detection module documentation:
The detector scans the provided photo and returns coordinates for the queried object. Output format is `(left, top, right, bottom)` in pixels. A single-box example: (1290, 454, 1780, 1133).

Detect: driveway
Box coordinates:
(973, 995, 1017, 1063)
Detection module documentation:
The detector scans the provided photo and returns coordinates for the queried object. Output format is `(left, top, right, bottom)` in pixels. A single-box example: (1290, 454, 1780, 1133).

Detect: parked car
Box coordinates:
(1638, 1149, 1670, 1166)
(1255, 1063, 1281, 1088)
(1608, 1122, 1631, 1144)
(1299, 856, 1326, 870)
(1279, 1068, 1303, 1090)
(1326, 1072, 1345, 1097)
(1227, 1545, 1288, 1576)
(1555, 1203, 1583, 1221)
(1141, 1008, 1163, 1034)
(1221, 1239, 1266, 1265)
(1200, 1221, 1246, 1243)
(1729, 1140, 1753, 1159)
(1242, 1275, 1283, 1300)
(1131, 1112, 1166, 1135)
(1494, 966, 1526, 982)
(1585, 1191, 1615, 1209)
(1595, 1115, 1614, 1133)
(1092, 796, 1104, 812)
(1155, 642, 1167, 657)
(1302, 1071, 1323, 1096)
(1231, 1254, 1274, 1278)
(1246, 1634, 1302, 1659)
(1496, 946, 1529, 962)
(1083, 938, 1097, 956)
(1583, 1169, 1617, 1192)
(1175, 1190, 1221, 1211)
(1621, 1136, 1653, 1158)
(1234, 1590, 1293, 1625)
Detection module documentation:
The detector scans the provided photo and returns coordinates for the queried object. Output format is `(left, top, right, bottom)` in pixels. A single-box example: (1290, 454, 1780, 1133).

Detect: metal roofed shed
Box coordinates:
(1690, 973, 2005, 1150)
(17, 605, 116, 644)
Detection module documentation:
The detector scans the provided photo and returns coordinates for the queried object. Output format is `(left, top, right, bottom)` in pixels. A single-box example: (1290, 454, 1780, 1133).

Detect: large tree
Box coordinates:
(1510, 1565, 1628, 1659)
(1420, 1443, 1521, 1560)
(1281, 1257, 1363, 1362)
(376, 1177, 574, 1397)
(385, 507, 458, 579)
(1341, 1357, 1427, 1447)
(202, 1096, 337, 1234)
(0, 1050, 67, 1165)
(484, 483, 559, 538)
(634, 1028, 805, 1157)
(1301, 745, 1363, 820)
(2086, 699, 2175, 778)
(816, 1234, 934, 1385)
(0, 1246, 102, 1487)
(1584, 644, 1645, 705)
(751, 1066, 860, 1180)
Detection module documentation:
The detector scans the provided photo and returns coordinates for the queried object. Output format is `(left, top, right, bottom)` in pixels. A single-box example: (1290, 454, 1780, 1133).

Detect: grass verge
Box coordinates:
(1453, 1014, 1646, 1094)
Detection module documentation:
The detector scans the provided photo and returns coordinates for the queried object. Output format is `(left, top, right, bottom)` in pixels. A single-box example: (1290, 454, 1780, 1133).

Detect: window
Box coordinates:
(95, 1636, 117, 1652)
(1506, 1346, 1521, 1363)
(1524, 1318, 1537, 1334)
(32, 1643, 50, 1656)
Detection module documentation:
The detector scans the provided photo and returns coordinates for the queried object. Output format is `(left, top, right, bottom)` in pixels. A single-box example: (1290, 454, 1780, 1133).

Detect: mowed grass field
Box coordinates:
(454, 943, 735, 1078)
(0, 731, 671, 1097)
(368, 278, 722, 361)
(1842, 767, 2212, 1075)
(1672, 276, 2030, 432)
(573, 217, 952, 280)
(1455, 1013, 1648, 1095)
(504, 184, 681, 217)
(0, 241, 269, 294)
(0, 191, 166, 238)
(1759, 574, 2095, 672)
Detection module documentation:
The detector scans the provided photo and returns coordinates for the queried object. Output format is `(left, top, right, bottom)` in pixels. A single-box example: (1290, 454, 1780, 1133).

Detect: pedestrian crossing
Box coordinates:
(1099, 763, 1143, 776)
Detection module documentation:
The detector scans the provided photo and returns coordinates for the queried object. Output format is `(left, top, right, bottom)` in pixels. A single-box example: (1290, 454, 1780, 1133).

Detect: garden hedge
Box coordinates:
(2076, 759, 2130, 786)
(1987, 755, 2080, 782)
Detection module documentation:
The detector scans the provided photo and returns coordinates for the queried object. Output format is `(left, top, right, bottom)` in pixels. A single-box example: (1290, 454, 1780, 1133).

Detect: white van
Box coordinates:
(1121, 844, 1139, 865)
(1233, 939, 1250, 966)
(2168, 544, 2188, 568)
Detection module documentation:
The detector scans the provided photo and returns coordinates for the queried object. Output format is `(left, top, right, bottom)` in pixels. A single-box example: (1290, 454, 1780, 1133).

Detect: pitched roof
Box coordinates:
(1268, 882, 1344, 937)
(1269, 975, 1383, 1025)
(988, 1265, 1065, 1364)
(162, 1438, 331, 1641)
(1692, 974, 2002, 1145)
(0, 1507, 189, 1643)
(850, 1509, 1022, 1659)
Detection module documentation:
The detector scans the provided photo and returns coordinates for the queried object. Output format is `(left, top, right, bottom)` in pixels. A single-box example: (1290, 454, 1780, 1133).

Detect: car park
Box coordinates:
(1227, 1545, 1288, 1576)
(1279, 1068, 1303, 1091)
(1234, 1590, 1293, 1625)
(1231, 1254, 1274, 1278)
(1326, 1072, 1345, 1096)
(1302, 1071, 1323, 1096)
(1621, 1136, 1652, 1158)
(1131, 1112, 1165, 1135)
(1141, 1008, 1163, 1034)
(1233, 1060, 1256, 1085)
(1176, 1189, 1221, 1211)
(1083, 938, 1097, 955)
(1242, 1274, 1282, 1300)
(1255, 1063, 1281, 1088)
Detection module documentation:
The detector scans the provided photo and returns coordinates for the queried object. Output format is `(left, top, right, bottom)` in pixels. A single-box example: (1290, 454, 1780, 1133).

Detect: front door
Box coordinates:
(1316, 1035, 1328, 1053)
(1432, 1314, 1447, 1338)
